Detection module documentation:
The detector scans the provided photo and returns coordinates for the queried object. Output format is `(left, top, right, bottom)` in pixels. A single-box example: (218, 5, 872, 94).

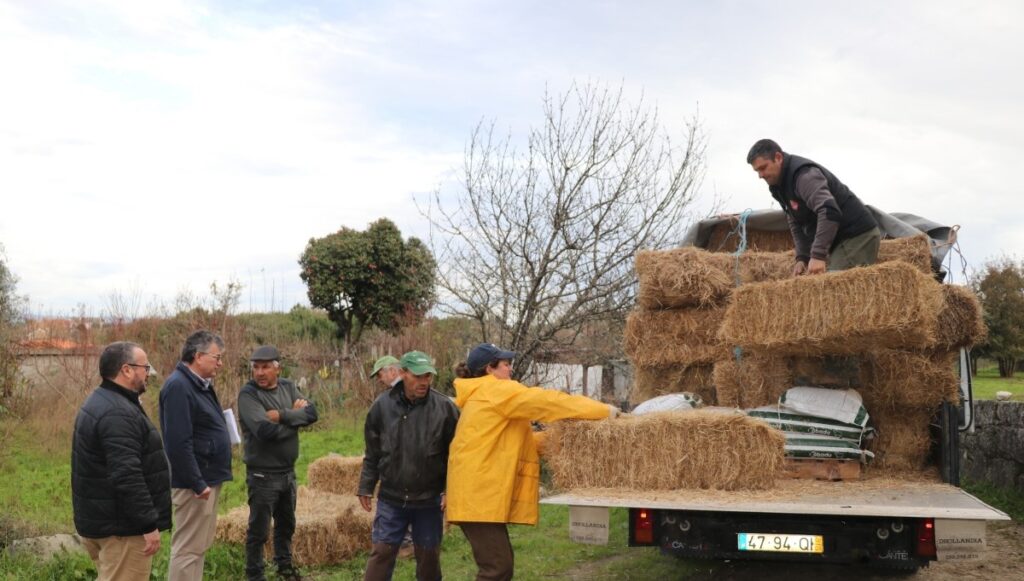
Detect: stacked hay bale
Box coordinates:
(718, 252, 986, 473)
(628, 233, 983, 475)
(215, 486, 372, 566)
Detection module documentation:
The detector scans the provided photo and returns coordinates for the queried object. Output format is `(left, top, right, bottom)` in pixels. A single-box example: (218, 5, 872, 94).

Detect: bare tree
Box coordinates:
(424, 82, 706, 378)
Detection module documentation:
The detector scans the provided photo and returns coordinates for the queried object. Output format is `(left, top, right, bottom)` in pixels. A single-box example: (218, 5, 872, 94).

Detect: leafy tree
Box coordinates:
(973, 257, 1024, 377)
(1, 247, 25, 400)
(424, 82, 706, 378)
(299, 219, 436, 350)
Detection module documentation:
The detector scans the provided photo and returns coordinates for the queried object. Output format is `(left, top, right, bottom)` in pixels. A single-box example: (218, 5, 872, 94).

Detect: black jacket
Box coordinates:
(238, 378, 318, 473)
(770, 154, 877, 256)
(158, 362, 233, 493)
(358, 384, 460, 507)
(72, 380, 172, 538)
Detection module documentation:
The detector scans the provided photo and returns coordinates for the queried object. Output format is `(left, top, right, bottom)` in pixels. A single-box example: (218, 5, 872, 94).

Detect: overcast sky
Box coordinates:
(1, 0, 1021, 315)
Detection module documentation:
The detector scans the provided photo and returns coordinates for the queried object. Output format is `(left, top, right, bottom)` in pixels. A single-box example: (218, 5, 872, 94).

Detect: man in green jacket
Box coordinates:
(238, 346, 318, 581)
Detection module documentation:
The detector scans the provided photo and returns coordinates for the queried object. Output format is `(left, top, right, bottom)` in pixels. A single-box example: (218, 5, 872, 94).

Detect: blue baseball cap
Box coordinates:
(467, 343, 516, 374)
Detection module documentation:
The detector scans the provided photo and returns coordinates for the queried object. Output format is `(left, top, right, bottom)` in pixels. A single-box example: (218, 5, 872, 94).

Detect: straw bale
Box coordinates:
(713, 355, 790, 409)
(860, 349, 959, 411)
(215, 486, 372, 566)
(543, 411, 786, 491)
(790, 356, 864, 389)
(636, 248, 734, 309)
(635, 248, 794, 310)
(624, 307, 728, 367)
(932, 284, 987, 350)
(707, 224, 794, 253)
(718, 261, 945, 356)
(630, 364, 715, 406)
(878, 234, 933, 275)
(868, 408, 935, 472)
(307, 454, 364, 496)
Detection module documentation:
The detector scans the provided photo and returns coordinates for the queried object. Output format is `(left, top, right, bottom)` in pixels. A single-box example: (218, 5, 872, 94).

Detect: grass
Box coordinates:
(971, 361, 1024, 401)
(0, 408, 694, 579)
(962, 480, 1024, 523)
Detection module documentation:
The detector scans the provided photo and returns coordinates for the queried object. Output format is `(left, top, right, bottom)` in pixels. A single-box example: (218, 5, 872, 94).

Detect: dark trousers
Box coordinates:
(245, 470, 297, 581)
(459, 522, 514, 581)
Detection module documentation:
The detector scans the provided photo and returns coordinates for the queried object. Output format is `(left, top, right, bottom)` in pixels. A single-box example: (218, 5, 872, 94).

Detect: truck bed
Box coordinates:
(541, 478, 1010, 520)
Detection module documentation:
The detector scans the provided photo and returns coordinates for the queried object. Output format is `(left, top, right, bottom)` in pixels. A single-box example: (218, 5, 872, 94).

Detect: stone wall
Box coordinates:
(960, 400, 1024, 490)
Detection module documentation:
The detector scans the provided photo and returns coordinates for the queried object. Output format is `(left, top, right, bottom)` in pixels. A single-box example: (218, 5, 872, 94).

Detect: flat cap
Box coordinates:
(250, 345, 281, 361)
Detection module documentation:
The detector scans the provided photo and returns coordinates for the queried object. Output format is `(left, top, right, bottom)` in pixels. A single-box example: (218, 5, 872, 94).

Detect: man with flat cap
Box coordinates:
(370, 355, 401, 390)
(358, 351, 460, 581)
(238, 346, 319, 581)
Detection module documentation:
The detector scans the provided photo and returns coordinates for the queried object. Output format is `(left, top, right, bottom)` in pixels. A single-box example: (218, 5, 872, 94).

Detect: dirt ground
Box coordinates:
(565, 521, 1024, 580)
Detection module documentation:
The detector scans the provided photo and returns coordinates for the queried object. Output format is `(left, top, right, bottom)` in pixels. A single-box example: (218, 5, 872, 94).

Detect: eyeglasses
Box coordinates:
(126, 363, 154, 373)
(199, 351, 224, 362)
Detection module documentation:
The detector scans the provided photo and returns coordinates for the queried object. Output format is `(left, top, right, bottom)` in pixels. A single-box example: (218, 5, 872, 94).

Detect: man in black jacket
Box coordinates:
(238, 345, 318, 581)
(358, 351, 460, 581)
(159, 330, 233, 581)
(748, 139, 881, 275)
(72, 341, 170, 581)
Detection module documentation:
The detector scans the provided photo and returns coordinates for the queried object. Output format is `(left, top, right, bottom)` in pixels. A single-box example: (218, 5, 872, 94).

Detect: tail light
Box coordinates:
(634, 509, 655, 545)
(916, 519, 936, 558)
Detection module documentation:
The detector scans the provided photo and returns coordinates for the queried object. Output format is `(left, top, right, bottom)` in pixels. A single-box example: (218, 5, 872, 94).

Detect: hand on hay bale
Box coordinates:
(542, 411, 786, 491)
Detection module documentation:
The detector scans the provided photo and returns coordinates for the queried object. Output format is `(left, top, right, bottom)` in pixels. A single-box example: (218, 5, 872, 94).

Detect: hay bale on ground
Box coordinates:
(215, 486, 372, 566)
(878, 234, 933, 275)
(932, 285, 987, 351)
(625, 307, 728, 367)
(718, 261, 944, 356)
(859, 350, 959, 411)
(543, 411, 786, 491)
(630, 364, 715, 407)
(307, 454, 364, 496)
(713, 355, 790, 409)
(868, 408, 934, 473)
(707, 224, 794, 253)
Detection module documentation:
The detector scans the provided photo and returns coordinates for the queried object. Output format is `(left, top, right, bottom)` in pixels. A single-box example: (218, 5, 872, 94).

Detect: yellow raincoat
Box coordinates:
(445, 374, 610, 525)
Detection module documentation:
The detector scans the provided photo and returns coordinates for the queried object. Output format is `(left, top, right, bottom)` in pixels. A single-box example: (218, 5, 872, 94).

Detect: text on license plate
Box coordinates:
(737, 533, 824, 554)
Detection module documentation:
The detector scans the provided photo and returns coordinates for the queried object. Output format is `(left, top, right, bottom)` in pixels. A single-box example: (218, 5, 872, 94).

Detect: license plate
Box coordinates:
(738, 532, 824, 554)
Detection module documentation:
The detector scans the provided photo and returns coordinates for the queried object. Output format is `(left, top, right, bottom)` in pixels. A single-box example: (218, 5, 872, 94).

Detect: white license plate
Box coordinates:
(738, 532, 824, 554)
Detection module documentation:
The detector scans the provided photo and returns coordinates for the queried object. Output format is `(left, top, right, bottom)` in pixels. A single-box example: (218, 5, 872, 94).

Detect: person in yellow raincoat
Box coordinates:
(446, 343, 620, 580)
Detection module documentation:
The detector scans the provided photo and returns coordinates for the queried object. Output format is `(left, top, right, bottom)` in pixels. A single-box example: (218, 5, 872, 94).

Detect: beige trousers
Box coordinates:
(168, 484, 221, 581)
(82, 534, 154, 581)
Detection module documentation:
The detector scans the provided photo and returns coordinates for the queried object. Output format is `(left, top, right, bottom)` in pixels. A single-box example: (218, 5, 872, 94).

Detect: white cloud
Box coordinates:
(0, 0, 1021, 313)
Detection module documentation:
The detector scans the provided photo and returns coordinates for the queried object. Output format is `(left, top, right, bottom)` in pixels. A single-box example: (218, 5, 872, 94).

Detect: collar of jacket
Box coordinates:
(99, 377, 142, 404)
(392, 382, 429, 407)
(177, 360, 213, 391)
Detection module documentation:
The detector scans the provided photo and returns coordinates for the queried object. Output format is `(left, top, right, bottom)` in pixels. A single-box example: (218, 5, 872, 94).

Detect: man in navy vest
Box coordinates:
(748, 139, 881, 275)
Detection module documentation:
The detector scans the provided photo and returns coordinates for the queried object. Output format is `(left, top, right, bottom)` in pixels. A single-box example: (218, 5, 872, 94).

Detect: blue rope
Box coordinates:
(729, 209, 754, 363)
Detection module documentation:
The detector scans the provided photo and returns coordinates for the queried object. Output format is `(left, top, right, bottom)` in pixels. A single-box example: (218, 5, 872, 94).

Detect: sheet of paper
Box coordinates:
(223, 408, 242, 445)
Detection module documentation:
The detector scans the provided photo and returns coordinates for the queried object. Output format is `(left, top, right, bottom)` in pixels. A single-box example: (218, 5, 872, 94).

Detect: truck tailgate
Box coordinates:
(541, 480, 1010, 520)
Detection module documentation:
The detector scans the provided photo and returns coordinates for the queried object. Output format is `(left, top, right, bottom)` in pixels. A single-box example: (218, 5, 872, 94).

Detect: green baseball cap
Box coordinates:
(399, 351, 436, 375)
(370, 355, 399, 377)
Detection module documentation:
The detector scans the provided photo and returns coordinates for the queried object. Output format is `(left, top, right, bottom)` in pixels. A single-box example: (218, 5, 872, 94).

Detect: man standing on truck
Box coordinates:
(747, 139, 881, 275)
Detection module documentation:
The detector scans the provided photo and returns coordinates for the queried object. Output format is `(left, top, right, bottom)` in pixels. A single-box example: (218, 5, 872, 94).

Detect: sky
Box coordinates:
(1, 0, 1021, 315)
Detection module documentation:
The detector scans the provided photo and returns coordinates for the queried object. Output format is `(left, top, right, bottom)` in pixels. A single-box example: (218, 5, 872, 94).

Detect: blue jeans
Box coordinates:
(365, 498, 444, 580)
(371, 497, 444, 548)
